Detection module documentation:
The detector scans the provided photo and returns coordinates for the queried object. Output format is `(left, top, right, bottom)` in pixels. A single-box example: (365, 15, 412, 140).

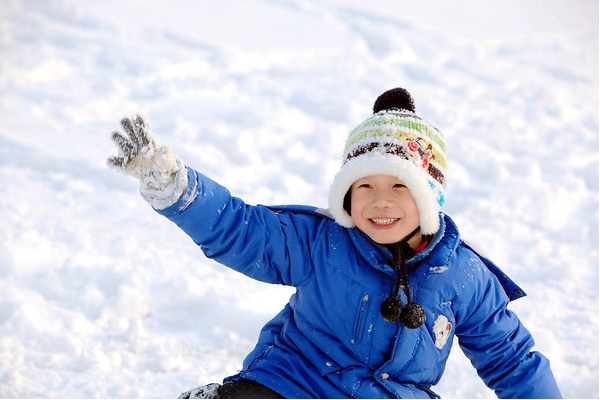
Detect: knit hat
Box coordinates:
(328, 88, 447, 235)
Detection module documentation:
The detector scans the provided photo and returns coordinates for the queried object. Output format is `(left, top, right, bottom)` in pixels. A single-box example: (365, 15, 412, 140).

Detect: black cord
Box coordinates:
(380, 227, 426, 328)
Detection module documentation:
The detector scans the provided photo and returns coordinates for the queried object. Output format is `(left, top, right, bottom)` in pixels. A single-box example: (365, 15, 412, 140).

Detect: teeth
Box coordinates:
(371, 218, 398, 225)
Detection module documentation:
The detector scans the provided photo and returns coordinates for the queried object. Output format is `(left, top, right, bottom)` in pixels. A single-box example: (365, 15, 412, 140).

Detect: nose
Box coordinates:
(371, 190, 394, 209)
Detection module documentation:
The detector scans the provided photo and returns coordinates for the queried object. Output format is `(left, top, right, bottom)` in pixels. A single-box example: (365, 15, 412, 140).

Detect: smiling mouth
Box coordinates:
(369, 218, 399, 226)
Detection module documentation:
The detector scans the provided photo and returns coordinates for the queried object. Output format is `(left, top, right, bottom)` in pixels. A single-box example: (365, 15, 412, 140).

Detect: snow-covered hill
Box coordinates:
(0, 0, 597, 397)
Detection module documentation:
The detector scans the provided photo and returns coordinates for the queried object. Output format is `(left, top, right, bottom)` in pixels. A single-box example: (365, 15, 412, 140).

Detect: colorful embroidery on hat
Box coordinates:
(406, 136, 436, 169)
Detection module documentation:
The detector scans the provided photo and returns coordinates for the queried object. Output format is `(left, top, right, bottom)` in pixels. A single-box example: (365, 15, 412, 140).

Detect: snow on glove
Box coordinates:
(107, 115, 188, 209)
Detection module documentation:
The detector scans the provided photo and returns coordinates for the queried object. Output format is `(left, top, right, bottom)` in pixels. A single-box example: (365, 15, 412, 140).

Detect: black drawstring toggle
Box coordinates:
(380, 296, 403, 323)
(380, 227, 426, 329)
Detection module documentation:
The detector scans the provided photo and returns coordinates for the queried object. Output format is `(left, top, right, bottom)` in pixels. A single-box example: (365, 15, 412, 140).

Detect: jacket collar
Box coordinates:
(348, 213, 457, 276)
(347, 213, 526, 302)
(408, 213, 460, 270)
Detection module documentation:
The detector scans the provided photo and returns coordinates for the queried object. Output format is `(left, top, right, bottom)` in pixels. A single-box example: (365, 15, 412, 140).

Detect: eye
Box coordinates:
(393, 183, 407, 189)
(358, 183, 372, 189)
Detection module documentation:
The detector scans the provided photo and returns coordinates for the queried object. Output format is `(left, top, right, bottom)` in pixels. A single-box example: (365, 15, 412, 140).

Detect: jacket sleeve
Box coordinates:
(152, 166, 316, 286)
(453, 248, 562, 399)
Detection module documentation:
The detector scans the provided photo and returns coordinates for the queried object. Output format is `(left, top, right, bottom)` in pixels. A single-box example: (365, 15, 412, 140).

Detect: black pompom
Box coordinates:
(400, 302, 426, 329)
(380, 297, 402, 323)
(373, 88, 415, 113)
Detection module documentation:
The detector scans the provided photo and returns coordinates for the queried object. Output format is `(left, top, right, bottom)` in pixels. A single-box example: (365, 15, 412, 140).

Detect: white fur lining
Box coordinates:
(327, 153, 440, 235)
(140, 158, 188, 210)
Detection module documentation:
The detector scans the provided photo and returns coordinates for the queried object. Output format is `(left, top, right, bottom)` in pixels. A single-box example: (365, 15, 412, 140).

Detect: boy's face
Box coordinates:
(350, 174, 421, 245)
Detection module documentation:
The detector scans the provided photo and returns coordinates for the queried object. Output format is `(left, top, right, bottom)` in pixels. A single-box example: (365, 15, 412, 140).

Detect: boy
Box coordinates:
(108, 88, 561, 398)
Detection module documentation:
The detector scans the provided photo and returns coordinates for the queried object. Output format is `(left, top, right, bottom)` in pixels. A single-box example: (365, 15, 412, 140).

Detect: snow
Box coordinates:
(0, 0, 597, 398)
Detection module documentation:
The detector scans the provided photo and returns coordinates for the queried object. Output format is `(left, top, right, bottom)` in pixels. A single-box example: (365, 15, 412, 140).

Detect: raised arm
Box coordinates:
(107, 116, 315, 287)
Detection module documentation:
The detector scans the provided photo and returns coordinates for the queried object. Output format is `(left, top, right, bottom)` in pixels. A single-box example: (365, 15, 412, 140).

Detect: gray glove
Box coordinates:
(108, 115, 187, 209)
(177, 383, 221, 399)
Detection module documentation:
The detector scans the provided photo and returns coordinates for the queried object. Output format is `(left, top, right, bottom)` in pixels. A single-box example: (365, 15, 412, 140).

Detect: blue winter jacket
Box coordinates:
(156, 167, 562, 399)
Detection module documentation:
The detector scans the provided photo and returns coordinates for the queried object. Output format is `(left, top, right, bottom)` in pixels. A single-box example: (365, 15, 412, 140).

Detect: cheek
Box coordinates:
(350, 197, 362, 219)
(349, 192, 367, 223)
(404, 197, 421, 223)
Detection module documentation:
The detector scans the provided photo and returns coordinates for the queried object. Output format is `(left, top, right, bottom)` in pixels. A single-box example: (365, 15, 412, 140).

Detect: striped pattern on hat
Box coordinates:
(345, 110, 447, 203)
(328, 88, 447, 235)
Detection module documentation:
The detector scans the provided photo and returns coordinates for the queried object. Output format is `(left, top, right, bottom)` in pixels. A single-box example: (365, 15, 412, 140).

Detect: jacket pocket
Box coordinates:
(353, 294, 370, 345)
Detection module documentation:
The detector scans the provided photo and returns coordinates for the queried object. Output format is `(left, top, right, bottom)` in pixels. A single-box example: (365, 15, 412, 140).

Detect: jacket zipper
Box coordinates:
(354, 294, 370, 344)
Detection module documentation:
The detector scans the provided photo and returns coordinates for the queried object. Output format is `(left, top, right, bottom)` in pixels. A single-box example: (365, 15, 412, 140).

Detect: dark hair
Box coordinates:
(343, 189, 352, 215)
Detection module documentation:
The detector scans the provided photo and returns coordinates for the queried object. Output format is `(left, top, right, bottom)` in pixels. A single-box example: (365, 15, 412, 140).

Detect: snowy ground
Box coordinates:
(0, 0, 598, 398)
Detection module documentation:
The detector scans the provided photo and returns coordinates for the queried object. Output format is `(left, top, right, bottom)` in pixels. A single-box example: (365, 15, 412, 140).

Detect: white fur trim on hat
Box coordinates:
(327, 152, 441, 235)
